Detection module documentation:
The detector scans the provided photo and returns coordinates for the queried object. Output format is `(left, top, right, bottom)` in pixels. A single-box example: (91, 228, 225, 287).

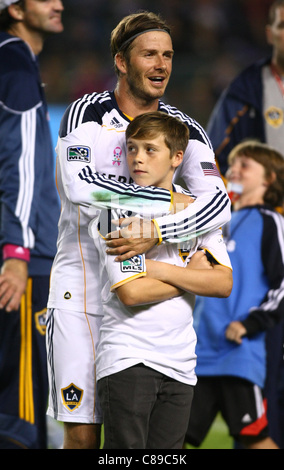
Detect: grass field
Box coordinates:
(184, 413, 233, 449)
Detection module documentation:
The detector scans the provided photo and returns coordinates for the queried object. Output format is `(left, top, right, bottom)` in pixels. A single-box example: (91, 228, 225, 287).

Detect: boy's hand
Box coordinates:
(186, 250, 213, 270)
(106, 217, 158, 261)
(225, 321, 247, 344)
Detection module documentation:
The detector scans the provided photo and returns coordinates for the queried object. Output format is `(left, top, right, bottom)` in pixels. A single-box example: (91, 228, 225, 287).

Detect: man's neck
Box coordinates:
(271, 56, 284, 77)
(114, 84, 160, 119)
(7, 25, 44, 55)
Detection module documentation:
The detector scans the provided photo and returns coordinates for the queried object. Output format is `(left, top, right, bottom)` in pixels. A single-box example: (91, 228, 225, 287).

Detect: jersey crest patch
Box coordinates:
(67, 146, 91, 162)
(35, 308, 47, 335)
(61, 383, 84, 412)
(120, 255, 144, 273)
(264, 106, 283, 128)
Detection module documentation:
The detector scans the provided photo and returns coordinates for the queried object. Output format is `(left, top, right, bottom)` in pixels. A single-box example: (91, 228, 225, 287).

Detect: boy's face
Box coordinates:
(226, 155, 267, 199)
(126, 134, 182, 190)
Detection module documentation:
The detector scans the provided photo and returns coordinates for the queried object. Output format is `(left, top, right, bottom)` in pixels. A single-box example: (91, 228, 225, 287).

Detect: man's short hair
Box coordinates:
(110, 11, 171, 75)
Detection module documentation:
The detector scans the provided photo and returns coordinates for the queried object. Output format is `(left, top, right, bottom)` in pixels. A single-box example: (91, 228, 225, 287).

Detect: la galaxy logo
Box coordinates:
(67, 146, 91, 162)
(35, 308, 47, 335)
(61, 383, 84, 412)
(121, 255, 144, 273)
(264, 106, 283, 128)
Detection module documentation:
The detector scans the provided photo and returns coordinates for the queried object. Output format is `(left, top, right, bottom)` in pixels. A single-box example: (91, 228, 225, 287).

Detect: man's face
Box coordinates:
(122, 31, 174, 102)
(266, 6, 284, 63)
(126, 134, 182, 190)
(22, 0, 64, 34)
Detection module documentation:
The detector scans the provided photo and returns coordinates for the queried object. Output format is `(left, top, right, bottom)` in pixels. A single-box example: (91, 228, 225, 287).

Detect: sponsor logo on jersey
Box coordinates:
(67, 146, 91, 162)
(64, 292, 72, 300)
(110, 117, 123, 129)
(61, 383, 84, 412)
(121, 255, 144, 273)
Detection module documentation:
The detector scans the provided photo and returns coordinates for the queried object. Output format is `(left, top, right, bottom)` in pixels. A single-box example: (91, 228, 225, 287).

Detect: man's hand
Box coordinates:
(0, 259, 28, 312)
(106, 217, 158, 261)
(225, 321, 247, 345)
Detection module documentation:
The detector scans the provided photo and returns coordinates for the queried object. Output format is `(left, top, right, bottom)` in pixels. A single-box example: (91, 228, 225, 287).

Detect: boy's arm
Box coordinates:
(145, 251, 232, 298)
(116, 250, 232, 307)
(116, 277, 183, 307)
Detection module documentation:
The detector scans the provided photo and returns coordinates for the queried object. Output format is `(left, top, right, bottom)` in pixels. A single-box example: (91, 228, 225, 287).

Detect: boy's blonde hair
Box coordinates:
(126, 111, 189, 157)
(228, 140, 284, 208)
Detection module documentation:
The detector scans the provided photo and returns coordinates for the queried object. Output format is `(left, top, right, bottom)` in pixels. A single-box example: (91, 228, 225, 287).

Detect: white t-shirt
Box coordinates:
(92, 185, 232, 385)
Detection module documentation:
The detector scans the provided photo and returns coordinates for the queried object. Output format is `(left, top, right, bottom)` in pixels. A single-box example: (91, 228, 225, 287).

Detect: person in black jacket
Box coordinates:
(0, 0, 63, 449)
(207, 0, 284, 177)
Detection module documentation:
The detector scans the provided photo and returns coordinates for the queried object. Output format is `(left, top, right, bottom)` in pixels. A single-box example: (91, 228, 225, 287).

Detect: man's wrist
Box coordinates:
(2, 244, 30, 262)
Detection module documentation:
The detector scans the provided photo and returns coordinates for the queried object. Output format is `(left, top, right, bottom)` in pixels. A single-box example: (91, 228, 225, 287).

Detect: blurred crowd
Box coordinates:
(40, 0, 273, 127)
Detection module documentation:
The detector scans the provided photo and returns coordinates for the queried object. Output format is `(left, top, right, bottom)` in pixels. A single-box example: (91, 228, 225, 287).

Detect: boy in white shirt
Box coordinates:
(92, 111, 233, 449)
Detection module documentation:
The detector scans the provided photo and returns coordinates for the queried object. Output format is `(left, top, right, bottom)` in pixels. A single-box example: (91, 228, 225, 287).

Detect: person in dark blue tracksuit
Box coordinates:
(0, 0, 64, 449)
(207, 1, 284, 178)
(205, 1, 284, 447)
(184, 141, 284, 449)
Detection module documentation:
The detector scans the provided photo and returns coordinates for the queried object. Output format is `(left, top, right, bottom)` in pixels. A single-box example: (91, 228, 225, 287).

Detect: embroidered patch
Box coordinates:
(67, 146, 91, 162)
(120, 255, 144, 273)
(61, 383, 84, 412)
(64, 292, 72, 300)
(264, 106, 283, 128)
(112, 146, 122, 166)
(35, 308, 47, 335)
(200, 162, 220, 177)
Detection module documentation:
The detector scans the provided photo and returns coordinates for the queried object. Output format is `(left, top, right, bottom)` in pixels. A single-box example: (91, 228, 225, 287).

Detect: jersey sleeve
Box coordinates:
(242, 211, 284, 335)
(206, 91, 251, 176)
(57, 123, 173, 217)
(198, 228, 232, 269)
(153, 140, 231, 243)
(0, 41, 42, 252)
(92, 223, 146, 291)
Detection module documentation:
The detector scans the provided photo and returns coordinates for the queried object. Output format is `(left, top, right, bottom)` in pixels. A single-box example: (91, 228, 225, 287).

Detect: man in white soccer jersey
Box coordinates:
(93, 111, 232, 449)
(46, 11, 231, 449)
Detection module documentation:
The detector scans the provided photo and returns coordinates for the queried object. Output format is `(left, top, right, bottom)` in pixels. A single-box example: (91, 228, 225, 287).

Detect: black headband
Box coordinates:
(116, 28, 171, 54)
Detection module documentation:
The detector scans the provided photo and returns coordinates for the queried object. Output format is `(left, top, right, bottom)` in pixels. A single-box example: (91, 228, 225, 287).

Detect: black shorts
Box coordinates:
(185, 376, 269, 446)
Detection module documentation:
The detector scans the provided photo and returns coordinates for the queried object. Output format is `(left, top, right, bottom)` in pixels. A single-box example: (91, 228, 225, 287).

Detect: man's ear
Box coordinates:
(114, 52, 127, 75)
(172, 150, 184, 169)
(8, 3, 24, 21)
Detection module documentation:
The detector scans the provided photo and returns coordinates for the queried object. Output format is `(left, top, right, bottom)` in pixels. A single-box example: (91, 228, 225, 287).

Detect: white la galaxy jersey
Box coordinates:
(93, 184, 232, 385)
(48, 90, 230, 314)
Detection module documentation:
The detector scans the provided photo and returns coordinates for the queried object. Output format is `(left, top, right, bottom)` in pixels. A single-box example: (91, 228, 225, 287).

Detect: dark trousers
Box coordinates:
(98, 363, 194, 449)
